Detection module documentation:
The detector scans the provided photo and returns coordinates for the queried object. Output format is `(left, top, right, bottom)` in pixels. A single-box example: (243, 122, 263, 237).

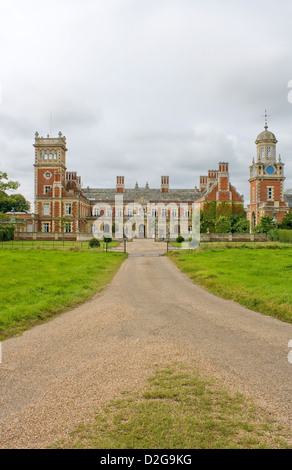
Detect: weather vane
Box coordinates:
(262, 109, 271, 129)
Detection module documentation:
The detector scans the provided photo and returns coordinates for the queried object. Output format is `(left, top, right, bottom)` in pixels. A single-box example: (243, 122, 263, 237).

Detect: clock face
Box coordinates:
(266, 165, 275, 175)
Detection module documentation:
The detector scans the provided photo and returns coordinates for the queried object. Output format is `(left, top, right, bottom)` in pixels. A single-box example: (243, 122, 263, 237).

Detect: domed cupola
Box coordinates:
(255, 112, 277, 162)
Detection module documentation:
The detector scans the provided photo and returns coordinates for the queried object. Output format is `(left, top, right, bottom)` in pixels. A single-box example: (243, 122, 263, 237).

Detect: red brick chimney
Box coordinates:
(161, 176, 169, 193)
(116, 176, 125, 193)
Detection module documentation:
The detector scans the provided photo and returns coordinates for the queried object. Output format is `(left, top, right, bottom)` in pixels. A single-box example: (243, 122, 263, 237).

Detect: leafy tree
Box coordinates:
(215, 216, 232, 233)
(232, 217, 250, 233)
(279, 211, 292, 230)
(0, 172, 30, 214)
(0, 171, 19, 191)
(254, 215, 277, 234)
(0, 191, 30, 213)
(228, 214, 250, 233)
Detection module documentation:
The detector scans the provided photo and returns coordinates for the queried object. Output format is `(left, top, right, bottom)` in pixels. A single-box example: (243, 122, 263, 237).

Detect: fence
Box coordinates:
(0, 239, 126, 252)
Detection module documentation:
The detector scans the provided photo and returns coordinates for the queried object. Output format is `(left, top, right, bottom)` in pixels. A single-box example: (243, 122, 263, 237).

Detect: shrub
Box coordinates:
(254, 215, 277, 234)
(269, 229, 292, 243)
(89, 238, 100, 248)
(215, 216, 232, 233)
(176, 235, 185, 243)
(0, 224, 14, 241)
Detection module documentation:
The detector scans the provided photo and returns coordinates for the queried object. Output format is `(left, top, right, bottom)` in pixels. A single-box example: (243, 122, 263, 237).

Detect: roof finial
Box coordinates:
(263, 109, 270, 130)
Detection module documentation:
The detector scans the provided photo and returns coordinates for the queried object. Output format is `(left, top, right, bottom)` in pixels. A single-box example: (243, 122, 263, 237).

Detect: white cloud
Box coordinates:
(0, 0, 292, 208)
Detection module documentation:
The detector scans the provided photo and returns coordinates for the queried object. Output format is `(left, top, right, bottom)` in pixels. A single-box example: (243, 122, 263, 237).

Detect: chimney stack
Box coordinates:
(161, 176, 169, 193)
(116, 176, 125, 193)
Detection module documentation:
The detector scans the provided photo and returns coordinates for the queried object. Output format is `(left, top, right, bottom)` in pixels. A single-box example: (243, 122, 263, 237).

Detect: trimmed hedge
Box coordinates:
(269, 229, 292, 243)
(0, 224, 15, 241)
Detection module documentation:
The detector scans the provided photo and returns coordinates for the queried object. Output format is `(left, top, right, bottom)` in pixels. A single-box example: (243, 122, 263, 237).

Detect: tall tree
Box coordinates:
(0, 171, 30, 213)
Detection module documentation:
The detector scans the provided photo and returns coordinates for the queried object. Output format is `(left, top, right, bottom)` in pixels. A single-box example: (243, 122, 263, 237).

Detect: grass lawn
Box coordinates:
(168, 244, 292, 324)
(0, 240, 120, 250)
(0, 250, 126, 340)
(55, 364, 292, 449)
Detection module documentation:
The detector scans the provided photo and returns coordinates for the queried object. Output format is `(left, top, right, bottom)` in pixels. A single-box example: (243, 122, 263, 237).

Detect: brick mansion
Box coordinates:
(14, 121, 292, 240)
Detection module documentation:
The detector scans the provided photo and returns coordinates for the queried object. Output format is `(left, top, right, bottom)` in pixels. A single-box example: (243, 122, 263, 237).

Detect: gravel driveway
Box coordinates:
(1, 240, 292, 448)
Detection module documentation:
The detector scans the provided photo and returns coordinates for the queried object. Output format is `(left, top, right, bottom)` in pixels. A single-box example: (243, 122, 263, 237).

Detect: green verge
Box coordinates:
(0, 250, 126, 340)
(168, 244, 292, 324)
(55, 364, 292, 449)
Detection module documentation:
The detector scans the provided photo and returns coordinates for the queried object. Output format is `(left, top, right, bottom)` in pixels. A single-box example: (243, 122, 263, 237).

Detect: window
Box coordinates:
(54, 151, 57, 160)
(127, 209, 133, 217)
(43, 203, 50, 216)
(93, 208, 99, 217)
(267, 147, 271, 158)
(152, 209, 157, 217)
(260, 147, 264, 159)
(44, 152, 48, 160)
(39, 151, 43, 160)
(65, 223, 72, 233)
(43, 223, 50, 233)
(116, 208, 123, 217)
(106, 209, 112, 217)
(172, 209, 178, 218)
(161, 209, 167, 217)
(44, 186, 51, 194)
(45, 171, 51, 179)
(65, 203, 72, 215)
(49, 152, 53, 160)
(267, 187, 273, 200)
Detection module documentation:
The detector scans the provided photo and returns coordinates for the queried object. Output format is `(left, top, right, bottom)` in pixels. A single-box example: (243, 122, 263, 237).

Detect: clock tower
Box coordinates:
(247, 116, 289, 230)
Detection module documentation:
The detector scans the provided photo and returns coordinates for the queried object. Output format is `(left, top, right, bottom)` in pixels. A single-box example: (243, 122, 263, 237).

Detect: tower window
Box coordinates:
(54, 151, 57, 160)
(39, 151, 43, 160)
(45, 171, 51, 179)
(267, 147, 271, 158)
(44, 185, 51, 194)
(43, 203, 50, 216)
(267, 187, 274, 201)
(65, 203, 72, 215)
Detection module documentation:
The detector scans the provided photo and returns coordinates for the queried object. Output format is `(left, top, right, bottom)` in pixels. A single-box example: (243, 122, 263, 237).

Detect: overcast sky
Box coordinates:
(1, 0, 292, 210)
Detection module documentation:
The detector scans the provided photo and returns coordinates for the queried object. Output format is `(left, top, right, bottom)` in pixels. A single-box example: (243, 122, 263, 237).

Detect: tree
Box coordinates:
(279, 211, 292, 230)
(228, 214, 250, 233)
(232, 218, 250, 233)
(0, 192, 30, 213)
(0, 171, 30, 214)
(0, 171, 19, 191)
(254, 215, 277, 234)
(215, 216, 232, 233)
